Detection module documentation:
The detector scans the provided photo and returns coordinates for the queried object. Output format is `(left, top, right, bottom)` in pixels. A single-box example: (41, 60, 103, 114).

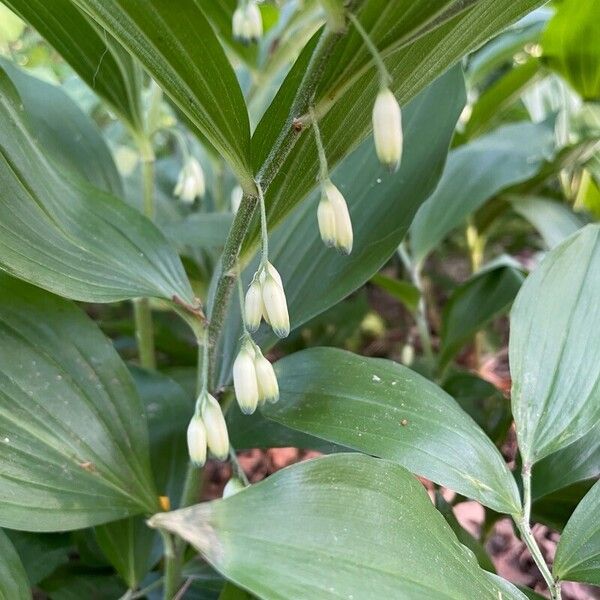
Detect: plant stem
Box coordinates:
(398, 244, 433, 362)
(133, 135, 157, 370)
(309, 105, 329, 183)
(347, 12, 391, 88)
(207, 26, 347, 385)
(516, 465, 562, 600)
(257, 182, 269, 266)
(160, 530, 178, 600)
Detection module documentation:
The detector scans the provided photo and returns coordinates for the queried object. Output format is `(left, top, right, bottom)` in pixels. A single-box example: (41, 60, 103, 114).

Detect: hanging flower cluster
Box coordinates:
(188, 9, 404, 469)
(232, 0, 263, 44)
(186, 389, 229, 467)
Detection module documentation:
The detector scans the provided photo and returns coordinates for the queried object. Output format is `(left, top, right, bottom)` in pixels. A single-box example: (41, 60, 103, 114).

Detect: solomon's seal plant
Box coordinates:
(0, 1, 598, 599)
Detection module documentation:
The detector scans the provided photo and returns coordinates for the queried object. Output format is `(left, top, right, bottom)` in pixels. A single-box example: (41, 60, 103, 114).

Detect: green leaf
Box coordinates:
(531, 480, 595, 533)
(434, 493, 496, 573)
(217, 66, 465, 386)
(439, 262, 524, 369)
(0, 529, 30, 600)
(464, 59, 540, 139)
(554, 480, 600, 585)
(466, 10, 549, 87)
(0, 276, 158, 531)
(40, 569, 127, 600)
(150, 454, 527, 600)
(164, 213, 234, 251)
(5, 531, 72, 586)
(443, 372, 512, 447)
(410, 120, 556, 262)
(510, 224, 600, 464)
(94, 519, 157, 590)
(370, 273, 420, 313)
(71, 0, 253, 187)
(511, 196, 584, 249)
(2, 0, 143, 130)
(264, 347, 520, 514)
(0, 70, 194, 304)
(532, 424, 600, 500)
(542, 0, 600, 101)
(95, 368, 191, 588)
(218, 582, 255, 600)
(0, 58, 122, 195)
(248, 0, 548, 251)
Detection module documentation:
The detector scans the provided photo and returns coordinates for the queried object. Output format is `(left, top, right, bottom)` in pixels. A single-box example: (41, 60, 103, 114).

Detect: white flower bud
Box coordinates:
(233, 345, 260, 415)
(174, 156, 205, 202)
(223, 477, 246, 498)
(232, 2, 262, 44)
(201, 393, 229, 461)
(317, 196, 336, 248)
(254, 353, 279, 404)
(231, 185, 243, 214)
(372, 87, 403, 172)
(260, 265, 290, 338)
(323, 180, 353, 255)
(186, 414, 207, 467)
(244, 279, 263, 332)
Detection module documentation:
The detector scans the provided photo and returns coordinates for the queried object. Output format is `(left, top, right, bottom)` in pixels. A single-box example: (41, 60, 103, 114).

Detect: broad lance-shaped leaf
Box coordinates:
(0, 58, 122, 196)
(532, 424, 600, 500)
(439, 260, 524, 369)
(410, 119, 557, 263)
(215, 66, 465, 386)
(0, 529, 30, 600)
(150, 454, 527, 600)
(2, 0, 143, 130)
(0, 276, 159, 531)
(0, 69, 194, 305)
(553, 480, 600, 585)
(95, 368, 190, 588)
(71, 0, 253, 189)
(511, 196, 584, 250)
(245, 0, 547, 251)
(510, 224, 600, 465)
(263, 348, 520, 514)
(541, 0, 600, 101)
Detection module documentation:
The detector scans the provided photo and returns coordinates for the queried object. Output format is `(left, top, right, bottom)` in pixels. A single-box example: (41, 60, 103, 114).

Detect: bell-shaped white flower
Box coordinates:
(323, 180, 353, 255)
(232, 2, 262, 44)
(372, 87, 403, 172)
(233, 344, 260, 415)
(223, 477, 246, 498)
(231, 185, 243, 214)
(186, 413, 207, 467)
(174, 156, 205, 202)
(244, 279, 263, 332)
(201, 393, 229, 461)
(317, 195, 336, 248)
(254, 352, 279, 404)
(260, 262, 289, 338)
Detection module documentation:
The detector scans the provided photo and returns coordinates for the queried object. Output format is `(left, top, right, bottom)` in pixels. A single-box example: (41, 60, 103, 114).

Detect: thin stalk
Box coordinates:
(133, 135, 157, 370)
(398, 244, 433, 362)
(229, 445, 250, 486)
(257, 182, 269, 267)
(466, 219, 485, 369)
(160, 530, 178, 600)
(309, 105, 330, 183)
(347, 12, 391, 88)
(515, 465, 562, 600)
